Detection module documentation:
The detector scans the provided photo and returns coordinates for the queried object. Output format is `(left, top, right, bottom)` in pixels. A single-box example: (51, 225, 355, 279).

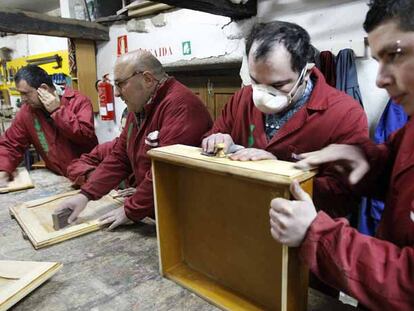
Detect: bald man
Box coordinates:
(56, 50, 213, 230)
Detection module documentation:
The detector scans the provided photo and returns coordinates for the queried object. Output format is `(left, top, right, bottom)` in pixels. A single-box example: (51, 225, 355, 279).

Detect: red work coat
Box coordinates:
(67, 138, 135, 188)
(300, 117, 414, 310)
(80, 78, 213, 221)
(205, 68, 368, 217)
(0, 88, 98, 176)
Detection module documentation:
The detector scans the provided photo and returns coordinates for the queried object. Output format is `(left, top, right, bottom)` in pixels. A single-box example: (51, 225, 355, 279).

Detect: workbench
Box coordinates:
(0, 169, 358, 310)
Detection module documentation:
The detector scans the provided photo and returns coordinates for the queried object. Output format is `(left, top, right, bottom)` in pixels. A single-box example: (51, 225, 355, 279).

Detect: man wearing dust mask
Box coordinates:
(202, 21, 368, 220)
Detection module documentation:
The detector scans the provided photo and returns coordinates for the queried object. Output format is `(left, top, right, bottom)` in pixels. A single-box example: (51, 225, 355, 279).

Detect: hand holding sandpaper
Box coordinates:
(53, 193, 89, 230)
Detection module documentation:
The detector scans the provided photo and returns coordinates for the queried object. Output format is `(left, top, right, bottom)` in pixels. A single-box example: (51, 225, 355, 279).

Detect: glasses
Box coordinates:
(114, 71, 144, 90)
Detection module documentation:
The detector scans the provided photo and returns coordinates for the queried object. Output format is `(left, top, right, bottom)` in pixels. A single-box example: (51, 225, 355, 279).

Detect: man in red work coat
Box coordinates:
(202, 21, 368, 218)
(270, 1, 414, 309)
(56, 50, 212, 230)
(0, 65, 98, 186)
(67, 108, 135, 194)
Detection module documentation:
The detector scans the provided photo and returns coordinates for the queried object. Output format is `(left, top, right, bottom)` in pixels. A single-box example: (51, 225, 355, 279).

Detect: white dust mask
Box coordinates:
(252, 64, 308, 114)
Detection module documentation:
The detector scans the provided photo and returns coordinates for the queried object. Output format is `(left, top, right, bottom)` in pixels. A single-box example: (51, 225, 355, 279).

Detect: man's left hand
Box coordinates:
(269, 180, 317, 247)
(37, 88, 61, 113)
(229, 148, 276, 161)
(99, 208, 133, 231)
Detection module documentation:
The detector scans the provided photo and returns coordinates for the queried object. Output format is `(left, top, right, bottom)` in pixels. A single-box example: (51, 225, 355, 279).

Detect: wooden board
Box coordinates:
(73, 39, 98, 112)
(148, 145, 314, 311)
(9, 191, 123, 249)
(151, 0, 257, 19)
(0, 260, 62, 311)
(128, 3, 173, 17)
(0, 8, 109, 41)
(0, 168, 34, 194)
(31, 160, 46, 169)
(148, 144, 316, 185)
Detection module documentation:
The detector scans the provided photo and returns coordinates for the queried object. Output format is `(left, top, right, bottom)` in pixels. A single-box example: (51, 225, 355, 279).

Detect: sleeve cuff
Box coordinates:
(79, 189, 94, 201)
(50, 106, 62, 116)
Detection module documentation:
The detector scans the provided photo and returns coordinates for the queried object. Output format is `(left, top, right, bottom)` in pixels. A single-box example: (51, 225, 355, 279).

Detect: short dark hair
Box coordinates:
(363, 0, 414, 33)
(245, 21, 311, 73)
(15, 65, 54, 89)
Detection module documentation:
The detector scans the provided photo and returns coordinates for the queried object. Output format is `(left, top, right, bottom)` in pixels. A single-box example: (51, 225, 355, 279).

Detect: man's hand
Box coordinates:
(55, 193, 89, 224)
(99, 208, 133, 230)
(202, 133, 235, 154)
(294, 144, 370, 185)
(116, 187, 136, 198)
(269, 180, 317, 247)
(229, 148, 276, 161)
(0, 171, 9, 188)
(37, 88, 61, 113)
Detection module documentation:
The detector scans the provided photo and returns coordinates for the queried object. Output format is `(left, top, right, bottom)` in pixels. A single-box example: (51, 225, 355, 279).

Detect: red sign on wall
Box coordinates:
(117, 35, 128, 56)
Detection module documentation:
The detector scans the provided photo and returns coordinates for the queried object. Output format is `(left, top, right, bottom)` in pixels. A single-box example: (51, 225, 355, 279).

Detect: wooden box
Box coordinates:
(148, 145, 316, 311)
(10, 190, 123, 249)
(0, 260, 62, 311)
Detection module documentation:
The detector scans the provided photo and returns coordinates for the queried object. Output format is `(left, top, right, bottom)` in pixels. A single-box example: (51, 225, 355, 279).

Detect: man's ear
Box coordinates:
(38, 83, 50, 91)
(142, 71, 156, 85)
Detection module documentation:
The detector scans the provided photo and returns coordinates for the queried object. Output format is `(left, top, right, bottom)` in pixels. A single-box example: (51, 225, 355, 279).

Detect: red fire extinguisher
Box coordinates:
(95, 74, 115, 121)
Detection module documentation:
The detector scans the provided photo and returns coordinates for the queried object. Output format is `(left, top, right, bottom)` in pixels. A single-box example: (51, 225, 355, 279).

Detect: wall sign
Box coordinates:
(182, 41, 192, 55)
(117, 35, 128, 57)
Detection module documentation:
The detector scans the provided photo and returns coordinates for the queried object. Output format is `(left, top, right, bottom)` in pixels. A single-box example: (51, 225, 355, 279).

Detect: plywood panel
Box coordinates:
(0, 260, 62, 311)
(10, 191, 123, 249)
(0, 168, 34, 194)
(149, 145, 314, 310)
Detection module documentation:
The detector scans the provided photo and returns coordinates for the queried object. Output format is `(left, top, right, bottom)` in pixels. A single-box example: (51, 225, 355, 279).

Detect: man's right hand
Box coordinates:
(201, 133, 235, 154)
(55, 193, 89, 224)
(0, 171, 10, 188)
(294, 144, 370, 185)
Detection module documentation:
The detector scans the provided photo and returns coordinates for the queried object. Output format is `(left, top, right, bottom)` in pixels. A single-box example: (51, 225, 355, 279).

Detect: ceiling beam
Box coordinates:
(0, 8, 109, 41)
(152, 0, 256, 19)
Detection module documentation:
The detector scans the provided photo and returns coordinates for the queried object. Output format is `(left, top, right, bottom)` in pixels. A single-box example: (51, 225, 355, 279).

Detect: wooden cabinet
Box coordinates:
(173, 69, 241, 120)
(149, 145, 315, 311)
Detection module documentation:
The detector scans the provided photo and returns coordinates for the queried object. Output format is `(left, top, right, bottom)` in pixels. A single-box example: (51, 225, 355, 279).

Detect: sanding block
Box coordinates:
(52, 208, 72, 230)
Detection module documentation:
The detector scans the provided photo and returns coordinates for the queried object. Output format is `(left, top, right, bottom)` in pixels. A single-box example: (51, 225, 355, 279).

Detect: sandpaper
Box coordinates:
(52, 208, 72, 230)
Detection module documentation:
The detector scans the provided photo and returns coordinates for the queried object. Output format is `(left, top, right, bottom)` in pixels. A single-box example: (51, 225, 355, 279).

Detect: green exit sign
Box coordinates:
(182, 41, 191, 55)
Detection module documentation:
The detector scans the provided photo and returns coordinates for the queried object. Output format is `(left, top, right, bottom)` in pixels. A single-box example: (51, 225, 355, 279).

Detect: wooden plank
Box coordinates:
(73, 39, 98, 112)
(0, 260, 62, 311)
(0, 167, 34, 194)
(128, 3, 173, 17)
(31, 160, 46, 169)
(150, 145, 312, 310)
(0, 8, 109, 41)
(148, 145, 316, 185)
(9, 191, 123, 249)
(151, 0, 257, 19)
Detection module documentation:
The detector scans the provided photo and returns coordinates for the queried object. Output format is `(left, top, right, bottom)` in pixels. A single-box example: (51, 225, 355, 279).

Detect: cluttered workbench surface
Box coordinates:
(0, 169, 357, 311)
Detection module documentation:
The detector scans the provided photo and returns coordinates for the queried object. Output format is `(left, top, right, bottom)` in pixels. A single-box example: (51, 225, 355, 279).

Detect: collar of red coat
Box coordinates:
(62, 87, 76, 98)
(303, 67, 331, 112)
(143, 77, 174, 115)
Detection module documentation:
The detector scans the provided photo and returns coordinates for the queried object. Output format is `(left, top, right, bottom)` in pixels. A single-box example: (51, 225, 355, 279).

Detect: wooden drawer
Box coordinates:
(148, 145, 316, 311)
